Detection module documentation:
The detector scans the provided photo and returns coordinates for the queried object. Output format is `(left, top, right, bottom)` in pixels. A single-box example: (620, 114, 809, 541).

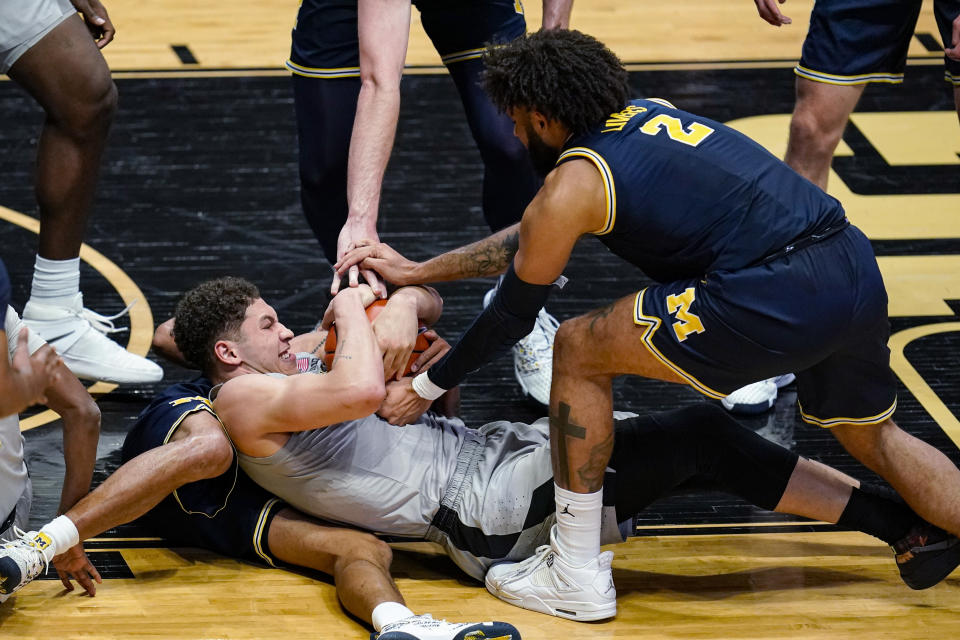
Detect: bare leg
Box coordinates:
(775, 458, 856, 522)
(785, 78, 865, 189)
(550, 296, 686, 493)
(267, 509, 402, 623)
(832, 418, 960, 536)
(7, 15, 116, 260)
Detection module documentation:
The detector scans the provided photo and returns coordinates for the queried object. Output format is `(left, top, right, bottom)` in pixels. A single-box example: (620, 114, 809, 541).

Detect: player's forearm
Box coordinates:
(412, 223, 521, 283)
(390, 286, 443, 326)
(346, 78, 401, 225)
(541, 0, 573, 29)
(43, 363, 101, 514)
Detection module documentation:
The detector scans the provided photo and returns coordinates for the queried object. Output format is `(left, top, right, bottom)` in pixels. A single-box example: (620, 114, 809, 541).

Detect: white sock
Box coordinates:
(30, 256, 80, 306)
(38, 515, 80, 556)
(371, 601, 415, 631)
(553, 484, 602, 565)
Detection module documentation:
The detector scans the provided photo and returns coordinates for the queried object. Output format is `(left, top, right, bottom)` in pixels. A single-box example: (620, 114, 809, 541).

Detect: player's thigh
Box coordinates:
(8, 14, 112, 121)
(268, 508, 390, 573)
(554, 293, 687, 384)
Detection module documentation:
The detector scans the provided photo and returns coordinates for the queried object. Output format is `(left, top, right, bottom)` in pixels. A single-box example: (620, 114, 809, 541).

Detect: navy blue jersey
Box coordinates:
(122, 378, 238, 517)
(0, 258, 9, 313)
(558, 99, 846, 283)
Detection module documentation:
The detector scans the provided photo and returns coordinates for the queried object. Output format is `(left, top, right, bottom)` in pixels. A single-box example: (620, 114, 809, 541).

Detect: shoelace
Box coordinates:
(495, 544, 553, 583)
(1, 527, 51, 576)
(79, 300, 137, 335)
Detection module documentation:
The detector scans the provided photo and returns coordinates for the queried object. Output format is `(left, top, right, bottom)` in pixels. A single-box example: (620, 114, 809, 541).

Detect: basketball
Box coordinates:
(323, 298, 430, 374)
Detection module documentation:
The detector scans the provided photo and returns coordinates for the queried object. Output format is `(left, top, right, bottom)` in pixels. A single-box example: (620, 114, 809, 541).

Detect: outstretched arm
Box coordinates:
(332, 0, 412, 297)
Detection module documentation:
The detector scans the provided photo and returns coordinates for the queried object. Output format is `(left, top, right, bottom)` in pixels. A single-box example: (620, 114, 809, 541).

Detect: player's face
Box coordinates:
(235, 298, 297, 375)
(508, 107, 561, 178)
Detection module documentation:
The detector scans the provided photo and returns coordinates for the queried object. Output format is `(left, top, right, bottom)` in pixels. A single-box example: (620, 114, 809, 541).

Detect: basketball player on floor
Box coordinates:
(11, 276, 954, 616)
(731, 0, 960, 412)
(293, 0, 573, 403)
(2, 0, 161, 384)
(0, 281, 516, 640)
(336, 30, 960, 619)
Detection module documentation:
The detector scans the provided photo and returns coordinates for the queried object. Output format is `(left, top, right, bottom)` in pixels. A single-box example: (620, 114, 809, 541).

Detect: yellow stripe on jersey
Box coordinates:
(645, 97, 677, 109)
(799, 399, 897, 428)
(253, 498, 283, 567)
(285, 60, 361, 79)
(557, 147, 616, 235)
(632, 289, 727, 400)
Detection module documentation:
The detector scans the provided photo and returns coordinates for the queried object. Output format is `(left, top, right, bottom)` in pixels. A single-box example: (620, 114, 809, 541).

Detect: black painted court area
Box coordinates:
(0, 66, 958, 544)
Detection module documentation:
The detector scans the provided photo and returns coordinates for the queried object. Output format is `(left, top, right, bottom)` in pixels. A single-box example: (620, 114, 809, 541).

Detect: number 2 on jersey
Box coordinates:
(640, 114, 715, 147)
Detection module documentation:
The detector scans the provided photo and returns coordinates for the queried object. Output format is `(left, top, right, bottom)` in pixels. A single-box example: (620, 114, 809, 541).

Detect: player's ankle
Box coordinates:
(554, 485, 603, 564)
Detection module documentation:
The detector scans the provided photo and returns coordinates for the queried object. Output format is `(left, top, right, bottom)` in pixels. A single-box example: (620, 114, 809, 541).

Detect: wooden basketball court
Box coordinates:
(2, 0, 959, 637)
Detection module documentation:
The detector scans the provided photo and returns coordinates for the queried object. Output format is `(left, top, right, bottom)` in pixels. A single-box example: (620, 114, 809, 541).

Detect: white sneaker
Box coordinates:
(482, 288, 558, 406)
(485, 527, 616, 621)
(373, 614, 520, 640)
(0, 528, 55, 603)
(22, 293, 163, 384)
(720, 374, 795, 415)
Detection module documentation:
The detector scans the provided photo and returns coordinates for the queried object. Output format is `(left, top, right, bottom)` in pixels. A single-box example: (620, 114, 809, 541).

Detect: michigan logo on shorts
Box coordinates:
(666, 287, 704, 342)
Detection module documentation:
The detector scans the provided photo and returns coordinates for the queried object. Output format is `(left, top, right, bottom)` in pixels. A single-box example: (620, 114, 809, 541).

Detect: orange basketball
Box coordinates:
(323, 299, 430, 374)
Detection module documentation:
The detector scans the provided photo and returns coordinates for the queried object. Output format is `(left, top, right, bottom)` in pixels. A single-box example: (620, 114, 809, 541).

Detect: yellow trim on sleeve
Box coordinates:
(646, 97, 677, 109)
(557, 147, 616, 236)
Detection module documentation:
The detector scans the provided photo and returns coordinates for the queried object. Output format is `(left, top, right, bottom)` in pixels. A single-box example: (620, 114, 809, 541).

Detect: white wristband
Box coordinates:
(412, 372, 446, 400)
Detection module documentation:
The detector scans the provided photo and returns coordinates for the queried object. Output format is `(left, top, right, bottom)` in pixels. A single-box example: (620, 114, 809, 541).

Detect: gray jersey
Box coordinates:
(235, 365, 627, 580)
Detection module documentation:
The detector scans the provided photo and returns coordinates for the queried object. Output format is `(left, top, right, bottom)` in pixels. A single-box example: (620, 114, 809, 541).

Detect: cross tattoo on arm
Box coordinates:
(551, 401, 586, 487)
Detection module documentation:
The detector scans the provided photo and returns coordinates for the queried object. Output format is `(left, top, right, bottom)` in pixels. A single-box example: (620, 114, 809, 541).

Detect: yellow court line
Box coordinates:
(889, 322, 960, 449)
(0, 205, 155, 432)
(634, 520, 830, 531)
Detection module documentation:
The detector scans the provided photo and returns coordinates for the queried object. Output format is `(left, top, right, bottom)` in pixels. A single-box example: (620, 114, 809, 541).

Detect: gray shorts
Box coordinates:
(1, 0, 76, 74)
(0, 476, 33, 539)
(427, 418, 627, 581)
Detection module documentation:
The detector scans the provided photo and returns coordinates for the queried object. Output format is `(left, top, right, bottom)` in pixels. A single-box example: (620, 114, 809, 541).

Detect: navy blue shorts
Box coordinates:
(796, 0, 960, 86)
(122, 381, 286, 567)
(634, 224, 898, 427)
(288, 0, 526, 78)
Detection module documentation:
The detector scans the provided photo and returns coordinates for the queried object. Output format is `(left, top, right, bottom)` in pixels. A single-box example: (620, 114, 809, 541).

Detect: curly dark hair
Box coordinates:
(483, 30, 630, 137)
(173, 277, 260, 373)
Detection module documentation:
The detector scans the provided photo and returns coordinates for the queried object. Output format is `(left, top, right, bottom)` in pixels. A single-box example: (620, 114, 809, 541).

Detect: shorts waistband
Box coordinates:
(425, 430, 486, 544)
(754, 218, 850, 267)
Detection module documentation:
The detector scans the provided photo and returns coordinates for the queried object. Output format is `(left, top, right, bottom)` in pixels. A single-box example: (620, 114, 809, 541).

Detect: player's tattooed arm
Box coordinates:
(422, 223, 521, 281)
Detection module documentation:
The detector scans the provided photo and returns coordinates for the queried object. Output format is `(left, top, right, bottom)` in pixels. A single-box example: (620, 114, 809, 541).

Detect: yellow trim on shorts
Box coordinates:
(646, 97, 677, 109)
(253, 498, 283, 568)
(799, 399, 897, 428)
(632, 288, 727, 400)
(557, 147, 616, 235)
(946, 71, 960, 86)
(285, 60, 361, 79)
(794, 65, 904, 85)
(441, 47, 486, 65)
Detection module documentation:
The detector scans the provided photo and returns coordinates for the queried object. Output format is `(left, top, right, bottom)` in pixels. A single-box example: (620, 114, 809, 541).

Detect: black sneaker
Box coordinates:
(892, 522, 960, 589)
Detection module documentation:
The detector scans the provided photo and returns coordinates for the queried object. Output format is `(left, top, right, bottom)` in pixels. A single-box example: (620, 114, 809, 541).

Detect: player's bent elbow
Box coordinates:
(184, 432, 235, 480)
